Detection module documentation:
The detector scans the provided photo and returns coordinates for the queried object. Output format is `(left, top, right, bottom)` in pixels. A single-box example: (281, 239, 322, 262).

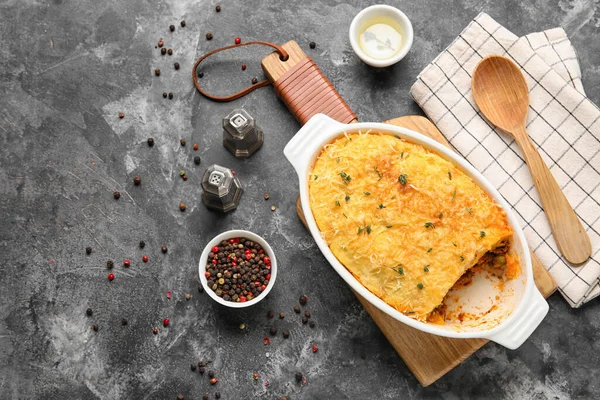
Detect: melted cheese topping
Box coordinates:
(309, 132, 513, 321)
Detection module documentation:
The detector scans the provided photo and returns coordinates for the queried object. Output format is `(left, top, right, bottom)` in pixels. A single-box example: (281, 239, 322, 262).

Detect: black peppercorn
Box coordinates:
(86, 247, 92, 255)
(155, 68, 161, 76)
(299, 295, 308, 306)
(295, 372, 303, 382)
(174, 62, 180, 70)
(113, 191, 120, 200)
(198, 72, 204, 78)
(251, 77, 258, 84)
(309, 320, 316, 328)
(121, 318, 128, 326)
(180, 20, 186, 27)
(169, 24, 175, 32)
(304, 310, 311, 318)
(208, 370, 215, 378)
(86, 308, 93, 316)
(206, 32, 213, 40)
(309, 41, 316, 49)
(266, 310, 274, 319)
(215, 393, 221, 399)
(198, 284, 204, 293)
(202, 395, 208, 400)
(107, 260, 114, 269)
(148, 138, 155, 146)
(191, 363, 197, 371)
(168, 92, 173, 99)
(92, 323, 99, 331)
(194, 156, 201, 165)
(139, 240, 145, 249)
(302, 316, 308, 324)
(215, 5, 221, 12)
(161, 47, 167, 55)
(199, 366, 205, 374)
(167, 48, 173, 56)
(270, 327, 277, 335)
(162, 92, 167, 98)
(282, 329, 290, 339)
(133, 176, 141, 186)
(180, 138, 186, 146)
(293, 305, 301, 313)
(161, 246, 168, 253)
(118, 112, 125, 119)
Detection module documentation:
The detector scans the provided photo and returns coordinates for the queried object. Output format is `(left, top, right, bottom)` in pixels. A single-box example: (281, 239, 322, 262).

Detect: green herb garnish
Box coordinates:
(424, 265, 430, 272)
(345, 195, 350, 202)
(378, 204, 386, 209)
(339, 171, 351, 184)
(335, 200, 341, 207)
(313, 175, 318, 180)
(366, 225, 371, 234)
(364, 191, 371, 196)
(392, 264, 404, 275)
(398, 174, 408, 185)
(425, 222, 435, 229)
(342, 213, 348, 218)
(417, 283, 424, 290)
(374, 167, 382, 180)
(452, 242, 457, 247)
(480, 231, 486, 238)
(452, 189, 457, 200)
(404, 311, 415, 315)
(358, 227, 364, 234)
(385, 225, 393, 228)
(466, 207, 472, 214)
(400, 152, 404, 159)
(460, 256, 465, 261)
(448, 172, 452, 180)
(439, 213, 443, 219)
(427, 248, 432, 253)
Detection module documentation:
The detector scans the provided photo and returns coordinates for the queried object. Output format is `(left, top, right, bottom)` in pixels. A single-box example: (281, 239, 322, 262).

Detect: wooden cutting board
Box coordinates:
(262, 41, 557, 386)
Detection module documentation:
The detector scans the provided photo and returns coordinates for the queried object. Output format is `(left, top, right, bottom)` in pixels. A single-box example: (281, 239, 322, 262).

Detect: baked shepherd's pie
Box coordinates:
(309, 131, 519, 322)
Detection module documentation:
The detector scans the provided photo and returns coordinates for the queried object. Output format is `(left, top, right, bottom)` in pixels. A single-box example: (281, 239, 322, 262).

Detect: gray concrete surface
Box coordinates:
(1, 0, 600, 399)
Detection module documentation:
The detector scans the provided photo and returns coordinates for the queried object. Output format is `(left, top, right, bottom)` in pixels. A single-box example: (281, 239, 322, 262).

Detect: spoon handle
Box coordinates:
(513, 126, 591, 264)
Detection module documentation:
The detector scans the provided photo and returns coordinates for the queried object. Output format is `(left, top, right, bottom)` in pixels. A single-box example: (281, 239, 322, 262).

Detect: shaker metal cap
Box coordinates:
(223, 109, 264, 158)
(201, 164, 243, 212)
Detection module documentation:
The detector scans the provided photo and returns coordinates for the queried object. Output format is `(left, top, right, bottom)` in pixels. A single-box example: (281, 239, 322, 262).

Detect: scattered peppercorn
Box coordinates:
(121, 318, 128, 326)
(215, 5, 221, 12)
(199, 367, 205, 374)
(295, 372, 303, 382)
(163, 92, 168, 98)
(169, 24, 175, 32)
(176, 395, 184, 400)
(139, 240, 146, 249)
(271, 205, 276, 211)
(191, 363, 197, 371)
(251, 77, 258, 84)
(153, 327, 158, 334)
(208, 370, 215, 378)
(302, 316, 308, 324)
(312, 344, 319, 353)
(123, 259, 131, 267)
(133, 176, 141, 185)
(142, 255, 148, 263)
(202, 395, 208, 400)
(168, 92, 173, 99)
(309, 320, 316, 329)
(107, 260, 114, 269)
(161, 246, 168, 253)
(304, 310, 311, 318)
(86, 247, 92, 255)
(299, 295, 308, 306)
(174, 62, 180, 70)
(185, 293, 191, 300)
(210, 378, 218, 385)
(113, 191, 121, 200)
(108, 273, 115, 281)
(198, 72, 204, 78)
(180, 20, 186, 27)
(293, 305, 301, 313)
(264, 193, 270, 200)
(282, 329, 290, 338)
(239, 323, 245, 330)
(119, 112, 125, 119)
(267, 311, 274, 319)
(193, 143, 199, 151)
(263, 336, 270, 345)
(86, 308, 93, 317)
(179, 202, 186, 212)
(198, 284, 204, 293)
(279, 312, 285, 319)
(182, 175, 188, 181)
(158, 39, 164, 47)
(161, 47, 167, 55)
(163, 318, 170, 327)
(235, 37, 241, 45)
(167, 48, 173, 56)
(180, 138, 186, 146)
(154, 68, 161, 76)
(194, 156, 201, 165)
(309, 41, 316, 49)
(92, 323, 99, 331)
(206, 33, 213, 40)
(270, 327, 277, 335)
(147, 138, 155, 148)
(215, 393, 221, 399)
(242, 64, 247, 71)
(180, 170, 185, 177)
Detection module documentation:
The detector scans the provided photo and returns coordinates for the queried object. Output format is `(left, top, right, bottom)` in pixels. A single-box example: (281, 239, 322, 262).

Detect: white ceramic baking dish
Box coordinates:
(284, 114, 549, 349)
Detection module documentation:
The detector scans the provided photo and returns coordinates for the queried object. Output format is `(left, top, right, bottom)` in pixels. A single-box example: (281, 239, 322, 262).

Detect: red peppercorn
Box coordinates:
(241, 64, 247, 71)
(166, 291, 172, 299)
(123, 259, 131, 267)
(239, 296, 247, 302)
(263, 256, 271, 264)
(163, 318, 170, 327)
(152, 327, 158, 334)
(266, 274, 271, 280)
(312, 344, 318, 353)
(235, 37, 241, 45)
(193, 143, 199, 151)
(142, 255, 148, 263)
(261, 284, 267, 291)
(210, 378, 218, 385)
(229, 239, 235, 244)
(108, 273, 115, 281)
(263, 336, 270, 345)
(212, 246, 219, 253)
(205, 272, 211, 278)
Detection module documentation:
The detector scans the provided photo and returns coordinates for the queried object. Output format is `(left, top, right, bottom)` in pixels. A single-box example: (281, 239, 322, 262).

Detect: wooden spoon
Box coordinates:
(472, 55, 591, 265)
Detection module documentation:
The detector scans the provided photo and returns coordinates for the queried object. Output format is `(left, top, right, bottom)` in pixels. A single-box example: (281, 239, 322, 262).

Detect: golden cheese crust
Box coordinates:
(309, 132, 513, 321)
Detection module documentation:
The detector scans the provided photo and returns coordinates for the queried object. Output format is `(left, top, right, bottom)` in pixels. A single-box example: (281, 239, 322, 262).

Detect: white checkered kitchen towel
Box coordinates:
(410, 13, 600, 307)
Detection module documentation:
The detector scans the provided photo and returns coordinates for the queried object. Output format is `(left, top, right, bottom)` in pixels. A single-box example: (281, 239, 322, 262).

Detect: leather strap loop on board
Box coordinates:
(273, 58, 356, 125)
(192, 41, 289, 102)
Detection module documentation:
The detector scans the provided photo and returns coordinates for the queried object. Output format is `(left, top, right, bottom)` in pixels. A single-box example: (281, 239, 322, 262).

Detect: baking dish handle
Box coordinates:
(284, 114, 345, 174)
(487, 289, 549, 350)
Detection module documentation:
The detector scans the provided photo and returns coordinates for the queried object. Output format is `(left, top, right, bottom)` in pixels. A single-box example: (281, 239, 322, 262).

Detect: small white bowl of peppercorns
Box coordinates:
(199, 230, 277, 308)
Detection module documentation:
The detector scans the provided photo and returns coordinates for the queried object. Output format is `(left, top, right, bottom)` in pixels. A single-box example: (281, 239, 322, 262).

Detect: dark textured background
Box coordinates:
(1, 0, 599, 399)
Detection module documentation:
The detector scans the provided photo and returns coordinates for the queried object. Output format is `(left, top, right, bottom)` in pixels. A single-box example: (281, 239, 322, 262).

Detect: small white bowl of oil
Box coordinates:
(349, 5, 414, 68)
